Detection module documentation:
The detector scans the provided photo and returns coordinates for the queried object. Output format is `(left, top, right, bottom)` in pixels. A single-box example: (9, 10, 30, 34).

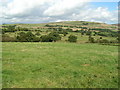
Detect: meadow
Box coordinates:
(2, 42, 118, 88)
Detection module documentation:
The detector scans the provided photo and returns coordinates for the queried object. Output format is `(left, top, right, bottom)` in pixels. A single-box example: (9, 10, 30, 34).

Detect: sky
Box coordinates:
(0, 0, 119, 24)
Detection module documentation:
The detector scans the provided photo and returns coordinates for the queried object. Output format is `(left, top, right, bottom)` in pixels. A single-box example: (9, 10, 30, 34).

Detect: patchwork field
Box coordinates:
(2, 42, 118, 88)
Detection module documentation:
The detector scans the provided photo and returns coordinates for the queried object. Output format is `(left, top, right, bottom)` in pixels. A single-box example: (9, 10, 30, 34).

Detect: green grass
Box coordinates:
(2, 42, 118, 88)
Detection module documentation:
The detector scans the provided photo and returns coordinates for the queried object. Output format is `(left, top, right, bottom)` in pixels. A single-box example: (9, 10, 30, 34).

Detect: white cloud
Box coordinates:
(3, 0, 50, 16)
(67, 7, 118, 24)
(43, 0, 91, 16)
(0, 0, 118, 24)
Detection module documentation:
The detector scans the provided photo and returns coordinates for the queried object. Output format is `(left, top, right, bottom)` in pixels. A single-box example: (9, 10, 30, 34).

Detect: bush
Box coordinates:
(16, 31, 40, 42)
(35, 32, 41, 36)
(81, 31, 85, 35)
(62, 31, 68, 36)
(55, 30, 68, 36)
(16, 32, 27, 42)
(116, 37, 120, 42)
(88, 36, 95, 43)
(2, 34, 16, 42)
(40, 35, 52, 42)
(40, 32, 61, 42)
(100, 37, 102, 39)
(86, 30, 92, 36)
(49, 32, 61, 41)
(99, 39, 109, 45)
(68, 35, 77, 42)
(2, 25, 17, 33)
(109, 40, 118, 44)
(33, 37, 40, 42)
(101, 39, 109, 43)
(66, 28, 73, 32)
(83, 23, 88, 25)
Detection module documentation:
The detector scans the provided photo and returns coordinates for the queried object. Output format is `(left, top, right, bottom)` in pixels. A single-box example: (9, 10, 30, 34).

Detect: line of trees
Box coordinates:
(2, 25, 118, 45)
(2, 25, 118, 38)
(88, 35, 119, 45)
(2, 31, 78, 43)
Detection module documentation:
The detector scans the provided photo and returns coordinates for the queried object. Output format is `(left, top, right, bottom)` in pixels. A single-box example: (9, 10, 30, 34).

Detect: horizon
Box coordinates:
(1, 20, 118, 25)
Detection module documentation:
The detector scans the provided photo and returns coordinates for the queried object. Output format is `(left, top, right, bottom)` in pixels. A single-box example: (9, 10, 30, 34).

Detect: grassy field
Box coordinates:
(2, 42, 118, 88)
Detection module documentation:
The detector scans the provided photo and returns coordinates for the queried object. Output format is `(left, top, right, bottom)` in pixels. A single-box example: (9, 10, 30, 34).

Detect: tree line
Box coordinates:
(2, 31, 78, 42)
(1, 25, 119, 45)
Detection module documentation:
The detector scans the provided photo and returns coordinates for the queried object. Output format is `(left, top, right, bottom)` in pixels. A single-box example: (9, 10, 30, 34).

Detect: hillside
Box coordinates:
(1, 21, 118, 31)
(1, 21, 118, 44)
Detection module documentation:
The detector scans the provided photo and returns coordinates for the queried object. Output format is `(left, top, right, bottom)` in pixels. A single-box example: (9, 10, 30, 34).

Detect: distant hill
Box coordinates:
(111, 24, 120, 26)
(1, 21, 118, 43)
(1, 21, 118, 32)
(47, 21, 118, 29)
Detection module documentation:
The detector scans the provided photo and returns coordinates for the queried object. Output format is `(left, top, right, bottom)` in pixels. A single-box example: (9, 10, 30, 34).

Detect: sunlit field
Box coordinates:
(2, 42, 118, 88)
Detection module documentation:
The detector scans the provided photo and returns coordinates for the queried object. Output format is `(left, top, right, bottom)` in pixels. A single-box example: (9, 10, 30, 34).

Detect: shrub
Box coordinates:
(116, 37, 120, 42)
(40, 35, 52, 42)
(81, 31, 85, 35)
(2, 34, 16, 42)
(16, 32, 27, 42)
(62, 31, 68, 36)
(33, 37, 40, 42)
(48, 32, 61, 41)
(83, 23, 88, 25)
(68, 35, 77, 42)
(35, 32, 41, 36)
(86, 30, 92, 36)
(99, 39, 109, 45)
(100, 37, 102, 39)
(16, 31, 40, 42)
(40, 32, 61, 42)
(88, 36, 95, 43)
(66, 28, 73, 32)
(109, 40, 118, 44)
(93, 34, 96, 36)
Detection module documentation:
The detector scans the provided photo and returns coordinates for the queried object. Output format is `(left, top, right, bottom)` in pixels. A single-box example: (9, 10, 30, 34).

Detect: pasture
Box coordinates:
(2, 42, 118, 88)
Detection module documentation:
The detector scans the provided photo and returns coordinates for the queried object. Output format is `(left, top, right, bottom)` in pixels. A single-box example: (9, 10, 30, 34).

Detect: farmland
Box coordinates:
(1, 21, 119, 88)
(2, 42, 118, 88)
(1, 21, 118, 43)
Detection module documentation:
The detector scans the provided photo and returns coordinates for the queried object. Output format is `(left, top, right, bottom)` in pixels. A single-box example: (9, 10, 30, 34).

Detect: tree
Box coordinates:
(40, 35, 50, 42)
(81, 31, 84, 36)
(16, 32, 27, 42)
(88, 35, 95, 43)
(83, 23, 88, 25)
(33, 37, 40, 42)
(62, 30, 68, 36)
(99, 39, 109, 44)
(86, 30, 92, 36)
(100, 37, 102, 39)
(26, 32, 35, 42)
(16, 31, 40, 42)
(40, 32, 61, 42)
(35, 32, 41, 36)
(48, 32, 61, 41)
(2, 34, 16, 42)
(68, 35, 77, 42)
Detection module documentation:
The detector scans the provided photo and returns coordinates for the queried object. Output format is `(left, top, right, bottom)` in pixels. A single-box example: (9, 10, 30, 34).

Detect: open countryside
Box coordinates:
(2, 21, 119, 88)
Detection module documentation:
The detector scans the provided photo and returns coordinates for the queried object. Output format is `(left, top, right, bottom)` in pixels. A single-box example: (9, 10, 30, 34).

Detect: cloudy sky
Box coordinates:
(0, 0, 119, 24)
